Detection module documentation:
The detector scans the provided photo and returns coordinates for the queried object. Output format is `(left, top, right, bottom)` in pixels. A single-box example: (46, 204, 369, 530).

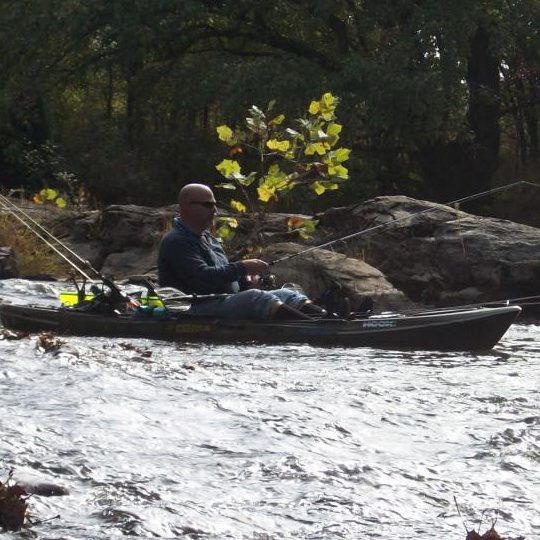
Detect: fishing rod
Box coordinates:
(0, 193, 128, 300)
(269, 180, 539, 265)
(0, 194, 94, 281)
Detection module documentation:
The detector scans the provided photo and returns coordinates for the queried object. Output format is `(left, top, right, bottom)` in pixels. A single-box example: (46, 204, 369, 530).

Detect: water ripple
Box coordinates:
(0, 279, 538, 538)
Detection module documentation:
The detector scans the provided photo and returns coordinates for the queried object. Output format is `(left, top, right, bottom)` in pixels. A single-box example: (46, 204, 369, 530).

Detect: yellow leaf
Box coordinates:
(216, 224, 234, 241)
(269, 114, 285, 125)
(216, 159, 241, 178)
(219, 216, 238, 228)
(266, 139, 290, 152)
(257, 185, 275, 202)
(41, 188, 58, 200)
(216, 125, 235, 144)
(55, 197, 67, 208)
(312, 181, 326, 195)
(230, 199, 247, 213)
(327, 123, 342, 137)
(305, 142, 327, 156)
(308, 100, 320, 114)
(334, 147, 351, 163)
(326, 123, 342, 145)
(328, 164, 349, 178)
(321, 92, 336, 108)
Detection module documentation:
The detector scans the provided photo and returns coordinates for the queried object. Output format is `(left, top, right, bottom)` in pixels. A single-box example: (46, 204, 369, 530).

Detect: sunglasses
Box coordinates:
(190, 201, 218, 209)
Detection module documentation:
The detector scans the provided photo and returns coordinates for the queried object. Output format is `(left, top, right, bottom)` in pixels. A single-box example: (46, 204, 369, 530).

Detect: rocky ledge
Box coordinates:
(1, 196, 539, 315)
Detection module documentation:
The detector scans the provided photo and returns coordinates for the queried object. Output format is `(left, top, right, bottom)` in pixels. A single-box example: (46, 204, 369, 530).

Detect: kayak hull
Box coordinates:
(0, 303, 521, 351)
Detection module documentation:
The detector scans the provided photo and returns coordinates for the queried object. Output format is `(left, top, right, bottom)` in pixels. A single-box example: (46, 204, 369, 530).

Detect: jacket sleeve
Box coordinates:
(161, 234, 247, 294)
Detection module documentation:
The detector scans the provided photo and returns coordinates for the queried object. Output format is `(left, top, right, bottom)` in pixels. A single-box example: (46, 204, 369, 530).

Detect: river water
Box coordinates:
(0, 279, 539, 539)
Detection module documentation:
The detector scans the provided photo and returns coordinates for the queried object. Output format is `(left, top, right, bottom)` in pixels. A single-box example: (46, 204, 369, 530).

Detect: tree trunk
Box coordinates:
(465, 24, 500, 192)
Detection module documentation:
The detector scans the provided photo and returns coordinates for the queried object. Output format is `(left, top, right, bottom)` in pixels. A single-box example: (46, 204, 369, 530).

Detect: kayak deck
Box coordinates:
(0, 303, 521, 351)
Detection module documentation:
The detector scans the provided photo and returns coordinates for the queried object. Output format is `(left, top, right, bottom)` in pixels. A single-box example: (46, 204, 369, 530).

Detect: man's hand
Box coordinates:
(241, 259, 269, 275)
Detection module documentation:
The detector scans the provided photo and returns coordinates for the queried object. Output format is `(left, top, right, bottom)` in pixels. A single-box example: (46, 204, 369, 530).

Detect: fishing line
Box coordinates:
(0, 196, 94, 280)
(379, 294, 540, 318)
(270, 180, 539, 265)
(0, 194, 131, 302)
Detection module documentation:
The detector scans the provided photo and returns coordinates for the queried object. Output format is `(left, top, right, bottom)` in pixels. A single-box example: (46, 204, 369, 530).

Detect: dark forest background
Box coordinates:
(0, 0, 538, 213)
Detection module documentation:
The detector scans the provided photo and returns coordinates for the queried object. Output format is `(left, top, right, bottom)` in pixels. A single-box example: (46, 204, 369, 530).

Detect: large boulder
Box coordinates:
(0, 246, 18, 278)
(317, 196, 540, 307)
(51, 205, 174, 278)
(263, 242, 415, 312)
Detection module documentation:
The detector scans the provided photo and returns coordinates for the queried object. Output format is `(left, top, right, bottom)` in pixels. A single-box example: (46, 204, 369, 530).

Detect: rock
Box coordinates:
(100, 246, 158, 280)
(97, 204, 172, 250)
(0, 247, 18, 278)
(38, 196, 539, 314)
(15, 481, 69, 497)
(263, 242, 415, 312)
(317, 195, 540, 308)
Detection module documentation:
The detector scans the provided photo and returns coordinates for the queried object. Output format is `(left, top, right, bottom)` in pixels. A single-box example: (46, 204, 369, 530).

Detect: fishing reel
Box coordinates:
(259, 273, 276, 290)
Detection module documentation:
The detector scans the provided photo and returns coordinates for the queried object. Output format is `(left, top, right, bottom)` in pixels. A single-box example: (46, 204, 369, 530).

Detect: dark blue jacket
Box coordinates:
(158, 218, 248, 294)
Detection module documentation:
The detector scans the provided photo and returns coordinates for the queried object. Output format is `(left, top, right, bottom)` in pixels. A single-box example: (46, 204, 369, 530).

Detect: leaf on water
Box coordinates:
(35, 332, 64, 353)
(0, 474, 28, 531)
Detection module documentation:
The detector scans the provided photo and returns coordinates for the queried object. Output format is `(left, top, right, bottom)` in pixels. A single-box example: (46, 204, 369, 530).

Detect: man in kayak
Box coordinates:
(158, 183, 326, 320)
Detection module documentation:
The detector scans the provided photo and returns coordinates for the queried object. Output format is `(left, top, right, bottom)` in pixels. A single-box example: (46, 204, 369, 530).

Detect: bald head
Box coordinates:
(178, 183, 214, 206)
(178, 183, 217, 235)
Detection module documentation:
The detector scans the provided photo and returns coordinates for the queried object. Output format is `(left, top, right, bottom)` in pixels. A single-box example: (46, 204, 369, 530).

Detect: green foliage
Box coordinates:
(214, 92, 350, 239)
(0, 0, 538, 206)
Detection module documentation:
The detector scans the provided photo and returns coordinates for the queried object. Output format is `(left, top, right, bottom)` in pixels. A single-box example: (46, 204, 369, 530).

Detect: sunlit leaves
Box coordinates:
(214, 92, 351, 242)
(215, 216, 238, 241)
(311, 181, 326, 195)
(216, 125, 236, 145)
(308, 92, 338, 121)
(32, 188, 67, 209)
(257, 185, 275, 203)
(257, 164, 289, 202)
(287, 216, 318, 239)
(266, 139, 290, 152)
(269, 114, 285, 126)
(230, 199, 247, 213)
(305, 142, 327, 156)
(333, 147, 351, 163)
(326, 123, 342, 146)
(216, 159, 241, 178)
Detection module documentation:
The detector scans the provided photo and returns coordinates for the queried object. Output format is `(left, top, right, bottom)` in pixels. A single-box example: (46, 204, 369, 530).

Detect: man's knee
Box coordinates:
(237, 289, 272, 302)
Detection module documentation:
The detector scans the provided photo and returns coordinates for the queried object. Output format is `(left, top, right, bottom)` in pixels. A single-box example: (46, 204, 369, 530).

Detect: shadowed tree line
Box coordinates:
(0, 0, 538, 209)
